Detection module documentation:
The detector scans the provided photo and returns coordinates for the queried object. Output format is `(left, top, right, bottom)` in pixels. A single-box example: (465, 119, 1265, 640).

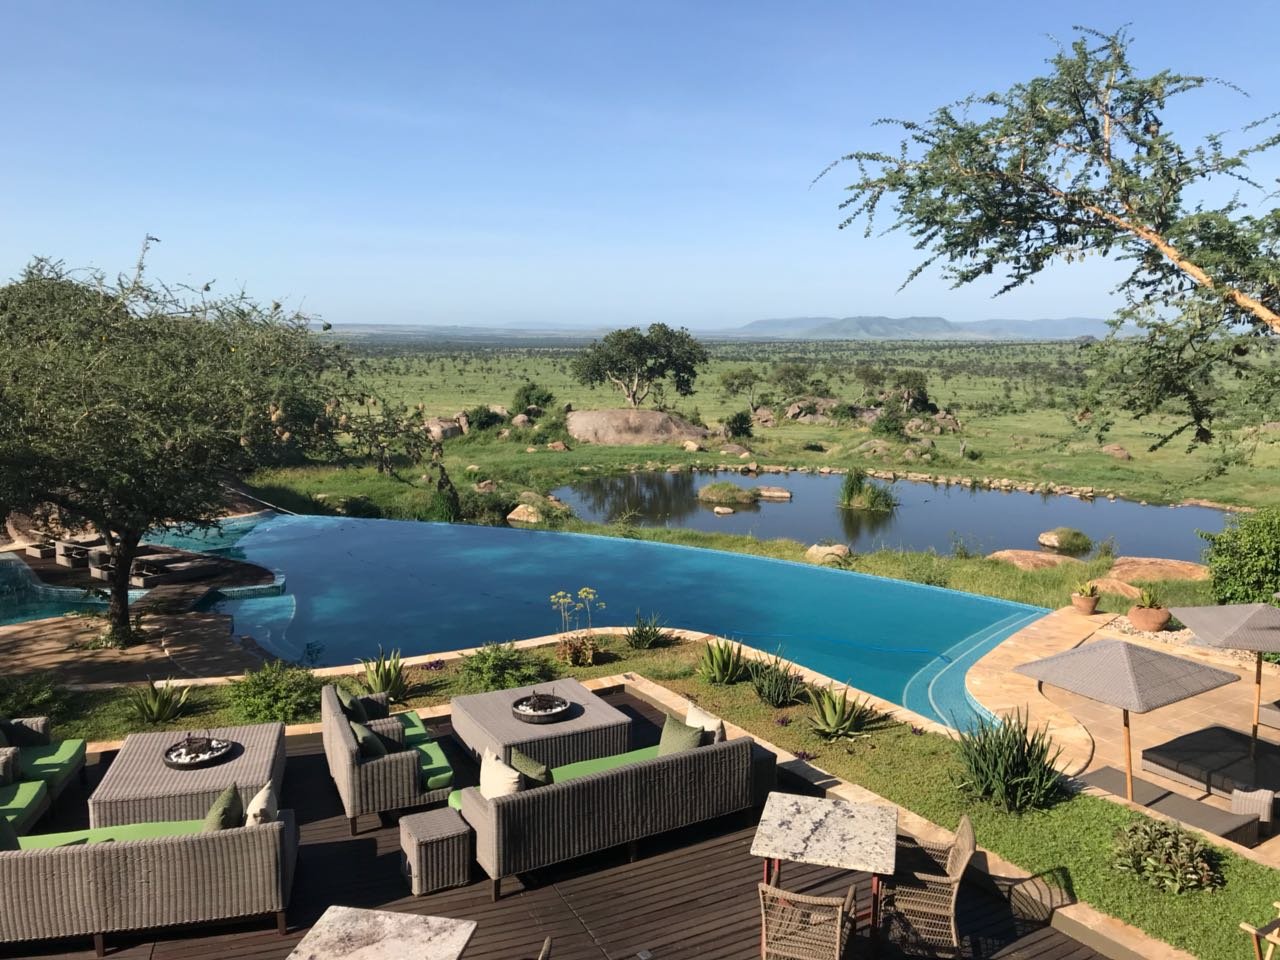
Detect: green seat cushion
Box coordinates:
(447, 789, 463, 811)
(658, 715, 704, 757)
(203, 784, 244, 832)
(18, 819, 205, 850)
(509, 747, 552, 787)
(351, 721, 388, 760)
(336, 687, 368, 723)
(414, 738, 454, 791)
(19, 739, 86, 791)
(396, 711, 429, 744)
(551, 746, 660, 783)
(0, 779, 48, 828)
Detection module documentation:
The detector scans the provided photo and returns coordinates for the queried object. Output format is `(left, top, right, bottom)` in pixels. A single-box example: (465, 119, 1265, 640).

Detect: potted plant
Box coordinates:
(1127, 588, 1172, 632)
(1070, 581, 1100, 615)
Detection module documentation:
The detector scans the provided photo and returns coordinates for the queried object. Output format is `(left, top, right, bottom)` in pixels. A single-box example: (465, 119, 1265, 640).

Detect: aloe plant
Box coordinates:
(1136, 587, 1164, 609)
(126, 677, 191, 725)
(359, 646, 408, 703)
(748, 651, 807, 707)
(697, 639, 746, 685)
(1073, 580, 1099, 598)
(806, 684, 876, 740)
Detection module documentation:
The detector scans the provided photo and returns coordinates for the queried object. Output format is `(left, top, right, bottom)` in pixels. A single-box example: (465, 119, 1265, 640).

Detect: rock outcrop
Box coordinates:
(424, 418, 463, 441)
(805, 544, 850, 564)
(1101, 443, 1132, 460)
(756, 486, 792, 501)
(988, 549, 1083, 571)
(1108, 557, 1209, 582)
(506, 504, 542, 524)
(565, 409, 708, 446)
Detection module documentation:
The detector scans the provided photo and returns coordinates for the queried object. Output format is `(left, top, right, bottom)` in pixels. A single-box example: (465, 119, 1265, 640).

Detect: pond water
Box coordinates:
(551, 471, 1228, 562)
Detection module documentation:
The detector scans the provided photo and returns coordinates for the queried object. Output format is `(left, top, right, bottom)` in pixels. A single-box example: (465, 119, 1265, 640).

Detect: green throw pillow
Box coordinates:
(336, 687, 368, 723)
(350, 721, 388, 760)
(657, 715, 704, 756)
(202, 784, 244, 832)
(509, 747, 553, 787)
(0, 814, 18, 851)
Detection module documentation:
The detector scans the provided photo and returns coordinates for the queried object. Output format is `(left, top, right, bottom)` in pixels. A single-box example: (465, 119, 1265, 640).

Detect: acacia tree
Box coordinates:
(829, 27, 1279, 449)
(718, 366, 763, 408)
(0, 247, 448, 642)
(570, 323, 708, 407)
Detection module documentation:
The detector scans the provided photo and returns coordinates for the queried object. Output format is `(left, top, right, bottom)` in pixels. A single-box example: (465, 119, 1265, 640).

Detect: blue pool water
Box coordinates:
(170, 513, 1041, 727)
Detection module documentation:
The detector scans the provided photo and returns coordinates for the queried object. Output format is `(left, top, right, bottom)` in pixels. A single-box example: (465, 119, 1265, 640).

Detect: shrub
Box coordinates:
(513, 381, 555, 413)
(1203, 507, 1280, 603)
(1113, 820, 1224, 893)
(870, 405, 905, 438)
(462, 405, 505, 432)
(838, 469, 898, 512)
(724, 410, 754, 439)
(459, 641, 549, 692)
(1047, 527, 1092, 555)
(229, 661, 324, 724)
(697, 482, 758, 504)
(0, 672, 66, 721)
(807, 684, 876, 740)
(624, 612, 671, 649)
(747, 652, 807, 707)
(698, 639, 746, 685)
(457, 489, 518, 525)
(802, 441, 826, 452)
(899, 551, 950, 588)
(954, 710, 1064, 813)
(829, 402, 861, 422)
(359, 646, 408, 703)
(555, 633, 598, 667)
(126, 678, 191, 725)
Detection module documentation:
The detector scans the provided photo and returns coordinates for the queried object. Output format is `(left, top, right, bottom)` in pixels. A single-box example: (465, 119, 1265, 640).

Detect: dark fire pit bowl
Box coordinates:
(163, 736, 237, 770)
(511, 692, 573, 725)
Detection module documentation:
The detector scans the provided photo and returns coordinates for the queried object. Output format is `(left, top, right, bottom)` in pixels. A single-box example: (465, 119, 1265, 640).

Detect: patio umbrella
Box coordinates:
(1014, 639, 1238, 801)
(1171, 603, 1280, 754)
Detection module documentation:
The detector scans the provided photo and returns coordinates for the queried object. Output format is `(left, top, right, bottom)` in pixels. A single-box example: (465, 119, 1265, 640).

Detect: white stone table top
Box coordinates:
(287, 906, 477, 960)
(750, 792, 898, 876)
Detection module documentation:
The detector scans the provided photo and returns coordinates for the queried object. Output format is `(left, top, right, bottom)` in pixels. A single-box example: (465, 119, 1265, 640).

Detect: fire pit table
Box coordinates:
(89, 722, 285, 828)
(450, 678, 631, 768)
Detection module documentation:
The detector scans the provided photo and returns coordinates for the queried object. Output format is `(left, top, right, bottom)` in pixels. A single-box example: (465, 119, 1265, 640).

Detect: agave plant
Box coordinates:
(697, 639, 746, 685)
(126, 677, 191, 725)
(806, 684, 876, 741)
(359, 646, 408, 703)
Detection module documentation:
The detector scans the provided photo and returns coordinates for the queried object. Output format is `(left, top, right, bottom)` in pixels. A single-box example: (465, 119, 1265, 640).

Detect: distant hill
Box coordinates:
(729, 315, 1115, 340)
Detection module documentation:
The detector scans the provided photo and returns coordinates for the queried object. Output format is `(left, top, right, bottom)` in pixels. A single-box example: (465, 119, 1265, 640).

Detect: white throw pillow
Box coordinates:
(479, 748, 523, 800)
(244, 781, 278, 826)
(686, 703, 727, 744)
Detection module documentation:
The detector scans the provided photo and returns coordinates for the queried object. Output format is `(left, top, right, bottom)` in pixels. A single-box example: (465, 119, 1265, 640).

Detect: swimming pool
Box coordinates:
(177, 513, 1041, 727)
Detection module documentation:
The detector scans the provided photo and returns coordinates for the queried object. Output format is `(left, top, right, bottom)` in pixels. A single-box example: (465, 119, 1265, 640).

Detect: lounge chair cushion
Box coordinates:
(479, 748, 522, 800)
(658, 715, 704, 756)
(415, 738, 454, 791)
(18, 738, 86, 793)
(0, 813, 17, 851)
(686, 704, 727, 744)
(509, 747, 552, 788)
(0, 718, 48, 748)
(351, 721, 388, 760)
(245, 781, 278, 826)
(551, 746, 660, 782)
(203, 784, 244, 832)
(336, 687, 368, 723)
(18, 818, 207, 850)
(0, 779, 48, 827)
(397, 710, 430, 743)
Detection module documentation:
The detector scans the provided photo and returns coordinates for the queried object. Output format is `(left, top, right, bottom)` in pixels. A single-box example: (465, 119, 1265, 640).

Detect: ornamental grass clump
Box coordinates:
(1113, 820, 1224, 893)
(954, 710, 1064, 813)
(747, 651, 807, 707)
(698, 639, 746, 685)
(624, 612, 671, 649)
(358, 646, 408, 703)
(806, 684, 877, 740)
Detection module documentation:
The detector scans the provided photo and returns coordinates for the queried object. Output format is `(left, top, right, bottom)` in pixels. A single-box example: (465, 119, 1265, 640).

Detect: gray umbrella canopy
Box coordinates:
(1014, 639, 1238, 800)
(1170, 603, 1280, 750)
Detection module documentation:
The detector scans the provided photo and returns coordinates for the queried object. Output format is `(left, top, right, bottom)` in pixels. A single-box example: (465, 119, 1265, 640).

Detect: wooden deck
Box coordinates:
(4, 693, 1103, 960)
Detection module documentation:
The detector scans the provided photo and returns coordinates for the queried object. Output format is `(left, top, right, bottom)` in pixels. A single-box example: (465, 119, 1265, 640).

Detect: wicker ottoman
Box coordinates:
(400, 807, 472, 895)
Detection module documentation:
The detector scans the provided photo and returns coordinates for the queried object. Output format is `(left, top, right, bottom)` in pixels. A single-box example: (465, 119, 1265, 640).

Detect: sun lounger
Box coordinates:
(1141, 726, 1280, 800)
(24, 542, 55, 559)
(1082, 765, 1260, 847)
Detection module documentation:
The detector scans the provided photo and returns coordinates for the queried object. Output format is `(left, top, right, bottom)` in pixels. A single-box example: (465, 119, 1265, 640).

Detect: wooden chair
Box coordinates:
(879, 815, 975, 953)
(758, 882, 856, 960)
(1242, 903, 1280, 960)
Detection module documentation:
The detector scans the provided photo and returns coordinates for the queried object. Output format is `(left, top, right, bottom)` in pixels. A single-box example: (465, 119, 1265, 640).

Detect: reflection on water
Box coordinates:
(552, 470, 1227, 562)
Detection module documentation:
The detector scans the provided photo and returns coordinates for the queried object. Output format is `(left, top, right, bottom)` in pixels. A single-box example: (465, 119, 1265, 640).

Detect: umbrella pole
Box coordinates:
(1254, 652, 1263, 759)
(1122, 709, 1134, 802)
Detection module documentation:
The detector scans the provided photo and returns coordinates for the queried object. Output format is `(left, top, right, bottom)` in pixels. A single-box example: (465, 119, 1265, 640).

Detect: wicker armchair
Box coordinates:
(758, 882, 856, 960)
(879, 815, 975, 953)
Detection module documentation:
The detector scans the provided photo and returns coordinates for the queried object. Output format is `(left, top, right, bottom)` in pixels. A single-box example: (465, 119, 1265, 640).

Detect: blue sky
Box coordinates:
(2, 1, 1277, 328)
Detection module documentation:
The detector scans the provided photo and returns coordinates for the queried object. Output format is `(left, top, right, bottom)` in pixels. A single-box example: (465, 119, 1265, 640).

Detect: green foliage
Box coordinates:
(954, 710, 1064, 813)
(570, 323, 709, 408)
(1113, 820, 1224, 893)
(459, 641, 550, 692)
(1049, 527, 1093, 555)
(806, 684, 876, 740)
(554, 633, 598, 666)
(359, 646, 408, 703)
(897, 550, 951, 588)
(697, 639, 746, 685)
(462, 405, 505, 431)
(1074, 580, 1100, 598)
(512, 381, 555, 412)
(838, 468, 898, 511)
(0, 672, 68, 722)
(697, 481, 758, 504)
(870, 405, 905, 438)
(718, 367, 761, 408)
(829, 402, 861, 422)
(747, 651, 807, 707)
(125, 678, 191, 725)
(624, 612, 671, 649)
(1204, 508, 1280, 603)
(724, 410, 754, 439)
(1136, 587, 1163, 609)
(228, 661, 324, 724)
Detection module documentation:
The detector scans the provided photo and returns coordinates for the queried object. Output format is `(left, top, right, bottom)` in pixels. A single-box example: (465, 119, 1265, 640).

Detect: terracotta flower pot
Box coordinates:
(1127, 605, 1172, 632)
(1070, 593, 1100, 615)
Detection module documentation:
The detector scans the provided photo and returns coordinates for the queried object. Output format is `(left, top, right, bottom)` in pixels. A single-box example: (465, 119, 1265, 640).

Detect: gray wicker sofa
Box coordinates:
(320, 686, 454, 835)
(0, 810, 298, 957)
(457, 736, 775, 898)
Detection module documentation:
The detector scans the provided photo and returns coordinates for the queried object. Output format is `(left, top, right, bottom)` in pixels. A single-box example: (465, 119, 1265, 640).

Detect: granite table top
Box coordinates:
(750, 791, 898, 876)
(287, 905, 477, 960)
